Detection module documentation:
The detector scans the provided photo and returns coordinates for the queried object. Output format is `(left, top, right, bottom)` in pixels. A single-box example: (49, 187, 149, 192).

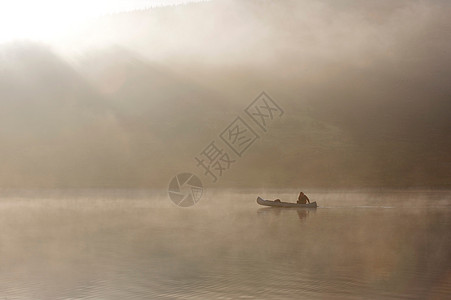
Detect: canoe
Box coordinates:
(257, 196, 318, 208)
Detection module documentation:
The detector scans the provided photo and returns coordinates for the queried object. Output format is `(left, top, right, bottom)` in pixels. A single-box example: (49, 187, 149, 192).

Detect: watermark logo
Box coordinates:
(168, 173, 203, 207)
(169, 91, 284, 207)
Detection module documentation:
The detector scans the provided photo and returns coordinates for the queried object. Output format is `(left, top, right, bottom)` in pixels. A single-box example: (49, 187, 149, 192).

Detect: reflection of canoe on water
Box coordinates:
(257, 197, 318, 208)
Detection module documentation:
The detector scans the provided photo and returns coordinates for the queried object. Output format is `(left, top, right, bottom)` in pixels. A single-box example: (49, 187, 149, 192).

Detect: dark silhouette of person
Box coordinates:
(297, 192, 310, 204)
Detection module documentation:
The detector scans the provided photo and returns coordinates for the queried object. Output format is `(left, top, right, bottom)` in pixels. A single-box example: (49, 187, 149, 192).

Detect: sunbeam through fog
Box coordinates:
(0, 0, 212, 43)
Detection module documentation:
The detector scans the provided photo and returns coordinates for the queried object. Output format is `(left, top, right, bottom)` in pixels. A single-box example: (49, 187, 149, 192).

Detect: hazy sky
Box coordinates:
(0, 0, 212, 43)
(0, 0, 450, 188)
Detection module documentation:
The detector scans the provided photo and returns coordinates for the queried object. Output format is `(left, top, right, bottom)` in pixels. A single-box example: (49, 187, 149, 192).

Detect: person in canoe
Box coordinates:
(297, 192, 310, 204)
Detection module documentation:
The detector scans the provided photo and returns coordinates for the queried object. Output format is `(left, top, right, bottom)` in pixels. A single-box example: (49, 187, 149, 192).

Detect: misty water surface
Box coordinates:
(0, 190, 449, 299)
(1, 1, 450, 299)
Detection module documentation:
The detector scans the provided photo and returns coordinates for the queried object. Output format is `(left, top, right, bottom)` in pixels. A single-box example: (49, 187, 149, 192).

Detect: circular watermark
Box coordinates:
(168, 173, 203, 207)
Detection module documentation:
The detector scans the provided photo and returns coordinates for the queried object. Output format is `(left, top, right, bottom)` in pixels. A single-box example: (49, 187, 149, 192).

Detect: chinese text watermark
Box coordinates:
(168, 92, 283, 207)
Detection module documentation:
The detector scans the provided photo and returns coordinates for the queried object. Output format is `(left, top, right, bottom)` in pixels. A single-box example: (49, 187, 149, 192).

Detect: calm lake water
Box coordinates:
(0, 189, 450, 299)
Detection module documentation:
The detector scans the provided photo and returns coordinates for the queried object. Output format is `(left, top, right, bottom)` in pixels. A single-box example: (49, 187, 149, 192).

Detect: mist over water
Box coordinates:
(1, 0, 451, 299)
(0, 190, 450, 299)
